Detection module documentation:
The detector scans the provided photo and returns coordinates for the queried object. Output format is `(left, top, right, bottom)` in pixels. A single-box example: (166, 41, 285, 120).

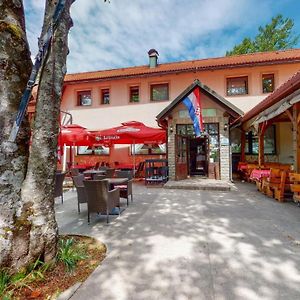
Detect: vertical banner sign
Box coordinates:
(183, 87, 204, 137)
(8, 0, 66, 142)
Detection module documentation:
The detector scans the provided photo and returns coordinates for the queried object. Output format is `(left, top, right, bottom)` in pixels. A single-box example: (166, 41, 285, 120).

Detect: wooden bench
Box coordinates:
(263, 168, 282, 197)
(242, 163, 259, 182)
(289, 173, 300, 205)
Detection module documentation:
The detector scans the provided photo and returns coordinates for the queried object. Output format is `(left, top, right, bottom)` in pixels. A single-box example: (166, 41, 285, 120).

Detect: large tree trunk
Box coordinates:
(0, 0, 32, 270)
(0, 0, 74, 273)
(17, 0, 74, 271)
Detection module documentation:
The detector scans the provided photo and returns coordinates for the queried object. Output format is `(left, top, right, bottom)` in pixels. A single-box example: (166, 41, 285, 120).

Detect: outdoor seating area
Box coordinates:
(237, 162, 300, 203)
(55, 165, 135, 224)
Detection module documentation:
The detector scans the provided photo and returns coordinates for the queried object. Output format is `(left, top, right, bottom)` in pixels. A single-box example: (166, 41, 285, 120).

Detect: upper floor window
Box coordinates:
(101, 88, 110, 104)
(226, 76, 248, 96)
(129, 86, 139, 102)
(262, 73, 274, 93)
(150, 83, 169, 101)
(77, 90, 92, 106)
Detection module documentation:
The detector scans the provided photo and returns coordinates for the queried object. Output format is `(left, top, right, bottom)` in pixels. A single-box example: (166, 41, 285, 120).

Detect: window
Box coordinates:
(131, 143, 166, 155)
(150, 83, 169, 101)
(77, 90, 92, 106)
(101, 88, 110, 104)
(77, 145, 109, 155)
(129, 86, 139, 102)
(262, 74, 274, 93)
(245, 126, 276, 155)
(226, 76, 248, 96)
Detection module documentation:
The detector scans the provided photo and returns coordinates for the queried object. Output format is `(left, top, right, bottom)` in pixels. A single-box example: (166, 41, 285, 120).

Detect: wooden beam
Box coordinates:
(258, 122, 269, 167)
(241, 130, 246, 162)
(285, 109, 293, 122)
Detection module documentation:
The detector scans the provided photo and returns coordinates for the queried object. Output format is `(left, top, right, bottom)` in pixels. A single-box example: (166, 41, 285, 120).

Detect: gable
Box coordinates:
(156, 79, 243, 122)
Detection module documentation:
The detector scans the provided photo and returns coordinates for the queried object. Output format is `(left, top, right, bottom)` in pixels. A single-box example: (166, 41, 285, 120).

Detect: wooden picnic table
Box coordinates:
(250, 169, 271, 181)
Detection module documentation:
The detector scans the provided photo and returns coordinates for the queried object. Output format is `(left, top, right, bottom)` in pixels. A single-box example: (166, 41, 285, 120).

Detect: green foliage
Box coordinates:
(57, 238, 87, 272)
(0, 270, 10, 295)
(226, 14, 300, 56)
(0, 258, 51, 298)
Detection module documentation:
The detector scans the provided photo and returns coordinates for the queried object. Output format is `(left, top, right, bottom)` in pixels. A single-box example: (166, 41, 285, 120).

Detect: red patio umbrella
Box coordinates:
(59, 124, 93, 168)
(90, 121, 166, 145)
(90, 121, 166, 173)
(59, 124, 93, 146)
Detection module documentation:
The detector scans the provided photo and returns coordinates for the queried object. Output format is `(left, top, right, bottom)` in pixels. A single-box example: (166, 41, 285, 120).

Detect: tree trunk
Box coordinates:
(0, 0, 32, 270)
(0, 0, 74, 273)
(18, 0, 74, 271)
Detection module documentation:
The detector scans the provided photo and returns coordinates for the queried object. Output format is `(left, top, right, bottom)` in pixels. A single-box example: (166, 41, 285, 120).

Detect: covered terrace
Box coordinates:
(232, 70, 300, 202)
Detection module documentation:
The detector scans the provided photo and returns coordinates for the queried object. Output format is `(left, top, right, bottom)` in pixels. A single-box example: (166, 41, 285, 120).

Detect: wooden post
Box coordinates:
(241, 130, 246, 162)
(258, 123, 267, 167)
(292, 104, 300, 172)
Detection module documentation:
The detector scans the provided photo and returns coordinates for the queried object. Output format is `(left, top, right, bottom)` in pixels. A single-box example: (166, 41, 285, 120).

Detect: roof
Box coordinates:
(156, 79, 243, 122)
(65, 49, 300, 83)
(241, 69, 300, 125)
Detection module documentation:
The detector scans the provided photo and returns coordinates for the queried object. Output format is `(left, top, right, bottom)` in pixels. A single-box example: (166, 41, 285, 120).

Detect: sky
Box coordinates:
(23, 0, 300, 74)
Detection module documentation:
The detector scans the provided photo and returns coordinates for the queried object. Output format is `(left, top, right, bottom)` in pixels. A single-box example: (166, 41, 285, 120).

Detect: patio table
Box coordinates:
(106, 177, 128, 187)
(250, 169, 271, 181)
(83, 169, 107, 179)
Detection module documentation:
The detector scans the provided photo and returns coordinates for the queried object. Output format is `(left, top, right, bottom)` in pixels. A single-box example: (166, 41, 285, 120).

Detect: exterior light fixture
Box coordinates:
(169, 124, 174, 133)
(224, 123, 228, 131)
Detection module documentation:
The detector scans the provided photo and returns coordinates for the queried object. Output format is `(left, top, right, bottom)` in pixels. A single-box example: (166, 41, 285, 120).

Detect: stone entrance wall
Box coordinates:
(167, 102, 230, 181)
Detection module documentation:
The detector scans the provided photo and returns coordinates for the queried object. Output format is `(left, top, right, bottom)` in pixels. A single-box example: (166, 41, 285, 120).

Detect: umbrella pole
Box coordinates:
(133, 140, 136, 177)
(62, 143, 67, 172)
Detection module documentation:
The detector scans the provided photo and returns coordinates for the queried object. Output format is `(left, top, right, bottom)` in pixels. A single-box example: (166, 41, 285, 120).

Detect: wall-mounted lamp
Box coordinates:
(224, 123, 228, 131)
(169, 124, 174, 133)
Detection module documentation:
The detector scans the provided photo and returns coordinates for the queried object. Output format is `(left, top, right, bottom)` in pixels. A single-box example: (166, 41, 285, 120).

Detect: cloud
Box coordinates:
(23, 0, 300, 74)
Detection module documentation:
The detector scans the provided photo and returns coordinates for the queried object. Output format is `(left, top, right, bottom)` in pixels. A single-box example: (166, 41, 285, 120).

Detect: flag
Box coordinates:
(183, 87, 204, 137)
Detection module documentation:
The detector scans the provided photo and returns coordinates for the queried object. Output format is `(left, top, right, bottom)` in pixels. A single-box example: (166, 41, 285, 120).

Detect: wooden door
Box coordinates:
(175, 135, 188, 180)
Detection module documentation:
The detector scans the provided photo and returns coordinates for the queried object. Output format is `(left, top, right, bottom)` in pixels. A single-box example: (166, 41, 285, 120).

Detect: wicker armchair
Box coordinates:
(83, 179, 120, 224)
(105, 168, 115, 178)
(70, 168, 80, 177)
(54, 172, 66, 203)
(114, 170, 133, 206)
(72, 174, 87, 213)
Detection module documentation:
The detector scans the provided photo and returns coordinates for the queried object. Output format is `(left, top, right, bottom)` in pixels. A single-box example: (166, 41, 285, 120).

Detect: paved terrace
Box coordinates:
(56, 182, 300, 300)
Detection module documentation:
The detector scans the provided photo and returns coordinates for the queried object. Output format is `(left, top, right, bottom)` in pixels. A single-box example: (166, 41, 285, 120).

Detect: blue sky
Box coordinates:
(23, 0, 300, 74)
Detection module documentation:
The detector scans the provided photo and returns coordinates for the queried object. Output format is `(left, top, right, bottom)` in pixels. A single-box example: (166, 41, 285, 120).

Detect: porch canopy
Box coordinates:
(90, 121, 166, 145)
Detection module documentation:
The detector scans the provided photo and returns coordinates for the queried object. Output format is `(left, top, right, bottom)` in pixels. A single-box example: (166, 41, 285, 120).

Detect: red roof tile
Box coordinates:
(241, 69, 300, 124)
(65, 49, 300, 83)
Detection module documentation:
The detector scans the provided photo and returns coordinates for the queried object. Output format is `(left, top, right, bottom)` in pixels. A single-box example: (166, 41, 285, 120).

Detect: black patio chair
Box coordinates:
(114, 170, 133, 206)
(54, 172, 66, 203)
(83, 179, 120, 224)
(72, 174, 87, 213)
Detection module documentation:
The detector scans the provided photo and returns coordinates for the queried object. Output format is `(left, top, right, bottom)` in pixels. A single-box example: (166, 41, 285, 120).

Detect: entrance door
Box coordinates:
(189, 137, 209, 176)
(175, 135, 188, 180)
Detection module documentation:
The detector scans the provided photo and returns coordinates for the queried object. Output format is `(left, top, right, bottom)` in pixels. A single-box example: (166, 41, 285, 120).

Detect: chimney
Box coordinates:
(148, 49, 159, 68)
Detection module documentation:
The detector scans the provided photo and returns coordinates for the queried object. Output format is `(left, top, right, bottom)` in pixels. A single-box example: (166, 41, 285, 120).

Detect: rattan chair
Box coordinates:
(114, 170, 133, 206)
(105, 168, 115, 178)
(72, 174, 87, 213)
(54, 172, 66, 203)
(83, 179, 120, 224)
(70, 168, 80, 177)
